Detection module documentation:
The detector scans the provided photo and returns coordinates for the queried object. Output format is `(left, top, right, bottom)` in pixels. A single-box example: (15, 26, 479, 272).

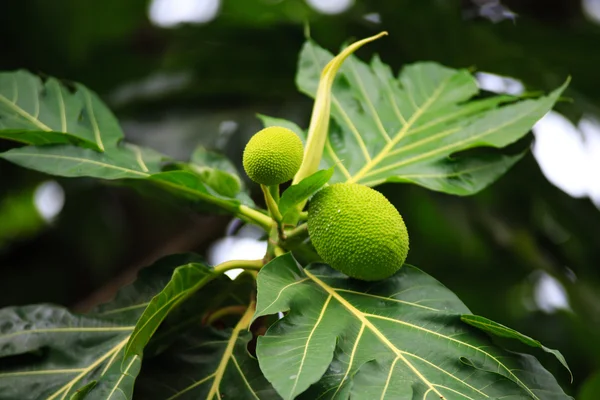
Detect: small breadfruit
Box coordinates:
(242, 126, 304, 186)
(308, 183, 409, 281)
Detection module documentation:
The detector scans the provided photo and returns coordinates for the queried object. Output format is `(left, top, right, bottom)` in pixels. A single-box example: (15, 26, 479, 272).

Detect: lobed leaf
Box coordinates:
(0, 253, 203, 400)
(0, 305, 133, 400)
(294, 40, 568, 195)
(254, 254, 572, 400)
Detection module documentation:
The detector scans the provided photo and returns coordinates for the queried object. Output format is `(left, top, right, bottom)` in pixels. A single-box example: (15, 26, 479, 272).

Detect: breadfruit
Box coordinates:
(242, 126, 304, 186)
(308, 183, 409, 281)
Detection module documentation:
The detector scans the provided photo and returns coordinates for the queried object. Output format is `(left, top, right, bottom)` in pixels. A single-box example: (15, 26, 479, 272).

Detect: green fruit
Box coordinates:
(308, 183, 409, 281)
(242, 126, 304, 186)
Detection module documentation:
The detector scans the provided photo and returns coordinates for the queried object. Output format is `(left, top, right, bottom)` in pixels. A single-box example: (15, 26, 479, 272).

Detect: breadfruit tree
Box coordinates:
(0, 32, 573, 399)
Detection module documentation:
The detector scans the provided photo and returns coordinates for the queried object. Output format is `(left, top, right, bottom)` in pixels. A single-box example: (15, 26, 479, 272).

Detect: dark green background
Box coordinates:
(1, 0, 598, 396)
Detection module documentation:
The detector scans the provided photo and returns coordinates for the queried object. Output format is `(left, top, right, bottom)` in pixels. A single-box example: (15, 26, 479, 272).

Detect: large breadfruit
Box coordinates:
(308, 183, 409, 281)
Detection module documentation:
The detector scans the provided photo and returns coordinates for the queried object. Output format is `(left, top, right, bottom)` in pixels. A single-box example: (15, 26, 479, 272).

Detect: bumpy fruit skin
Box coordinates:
(242, 126, 304, 186)
(308, 183, 409, 281)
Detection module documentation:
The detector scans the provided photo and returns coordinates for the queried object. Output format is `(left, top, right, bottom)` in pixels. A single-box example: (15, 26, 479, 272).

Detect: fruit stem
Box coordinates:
(261, 184, 283, 222)
(264, 224, 280, 263)
(283, 223, 309, 247)
(268, 184, 280, 202)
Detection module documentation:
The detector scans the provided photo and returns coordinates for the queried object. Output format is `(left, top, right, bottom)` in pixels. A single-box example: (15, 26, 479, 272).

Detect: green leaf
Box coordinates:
(461, 314, 572, 382)
(91, 253, 205, 319)
(84, 355, 142, 400)
(191, 146, 243, 178)
(135, 308, 279, 399)
(0, 253, 202, 400)
(0, 305, 133, 400)
(150, 170, 251, 210)
(122, 262, 218, 365)
(188, 146, 247, 198)
(0, 71, 266, 224)
(295, 40, 568, 195)
(0, 144, 257, 215)
(0, 255, 206, 400)
(143, 272, 257, 358)
(190, 166, 242, 198)
(0, 70, 124, 151)
(0, 143, 164, 179)
(279, 167, 334, 217)
(121, 258, 262, 376)
(0, 71, 261, 220)
(254, 254, 571, 400)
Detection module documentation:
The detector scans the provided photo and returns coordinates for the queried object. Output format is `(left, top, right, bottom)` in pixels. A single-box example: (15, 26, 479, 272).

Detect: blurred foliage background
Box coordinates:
(1, 0, 599, 397)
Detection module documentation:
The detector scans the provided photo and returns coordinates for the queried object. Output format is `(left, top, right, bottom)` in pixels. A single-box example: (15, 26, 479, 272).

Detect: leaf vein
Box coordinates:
(232, 354, 260, 400)
(81, 87, 104, 151)
(347, 76, 451, 183)
(304, 269, 444, 399)
(347, 57, 391, 143)
(289, 294, 332, 398)
(365, 313, 538, 399)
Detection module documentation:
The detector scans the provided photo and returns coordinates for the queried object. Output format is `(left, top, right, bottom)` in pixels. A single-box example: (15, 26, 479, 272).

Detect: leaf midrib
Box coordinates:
(1, 152, 242, 212)
(0, 326, 134, 342)
(167, 305, 258, 400)
(0, 152, 149, 177)
(347, 76, 451, 184)
(79, 85, 104, 151)
(288, 294, 333, 399)
(0, 369, 84, 378)
(206, 305, 256, 400)
(0, 92, 51, 132)
(106, 355, 138, 399)
(360, 157, 517, 187)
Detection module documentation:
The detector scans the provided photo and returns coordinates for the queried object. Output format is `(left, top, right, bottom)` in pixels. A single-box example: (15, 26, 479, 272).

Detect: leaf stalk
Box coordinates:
(213, 259, 264, 275)
(206, 305, 249, 325)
